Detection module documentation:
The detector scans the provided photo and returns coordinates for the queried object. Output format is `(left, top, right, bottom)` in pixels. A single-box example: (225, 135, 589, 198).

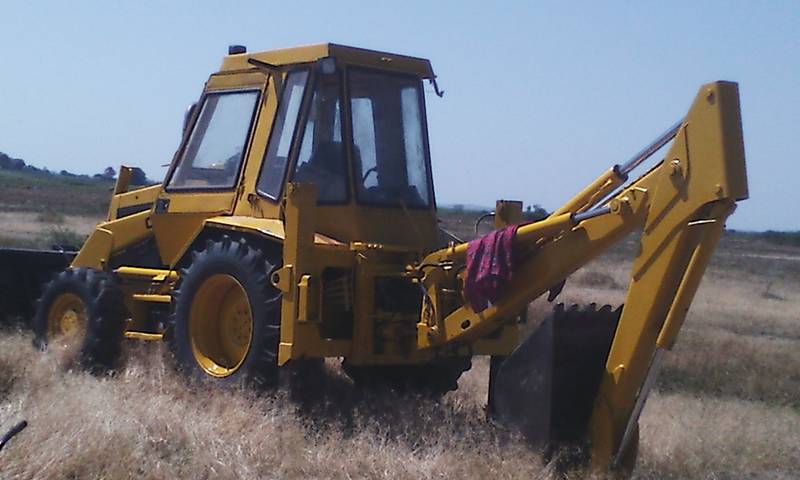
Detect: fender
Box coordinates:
(202, 216, 345, 247)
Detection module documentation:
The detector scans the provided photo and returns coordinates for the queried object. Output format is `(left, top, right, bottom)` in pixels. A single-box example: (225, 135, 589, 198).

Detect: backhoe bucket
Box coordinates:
(489, 303, 622, 451)
(489, 315, 554, 447)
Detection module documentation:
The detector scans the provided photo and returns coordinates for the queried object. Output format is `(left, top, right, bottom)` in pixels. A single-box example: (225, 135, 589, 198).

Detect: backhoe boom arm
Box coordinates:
(414, 81, 747, 469)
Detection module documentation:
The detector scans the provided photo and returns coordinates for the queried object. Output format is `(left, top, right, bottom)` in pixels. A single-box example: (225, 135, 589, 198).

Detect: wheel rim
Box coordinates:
(189, 274, 253, 378)
(47, 292, 86, 340)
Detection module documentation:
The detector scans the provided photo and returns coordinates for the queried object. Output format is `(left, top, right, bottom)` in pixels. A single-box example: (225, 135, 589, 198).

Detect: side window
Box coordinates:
(349, 68, 431, 208)
(292, 73, 347, 203)
(351, 98, 377, 188)
(168, 90, 259, 189)
(400, 86, 430, 205)
(257, 70, 309, 199)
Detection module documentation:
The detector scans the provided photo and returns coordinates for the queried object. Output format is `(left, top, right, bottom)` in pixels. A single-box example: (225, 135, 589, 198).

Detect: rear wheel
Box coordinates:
(189, 273, 254, 376)
(33, 268, 127, 371)
(170, 236, 281, 387)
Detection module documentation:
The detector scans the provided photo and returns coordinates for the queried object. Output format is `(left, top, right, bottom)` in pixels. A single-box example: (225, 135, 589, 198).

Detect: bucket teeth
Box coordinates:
(489, 303, 623, 452)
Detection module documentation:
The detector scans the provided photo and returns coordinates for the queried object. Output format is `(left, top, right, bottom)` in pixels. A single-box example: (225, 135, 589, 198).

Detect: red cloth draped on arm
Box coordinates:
(463, 225, 519, 313)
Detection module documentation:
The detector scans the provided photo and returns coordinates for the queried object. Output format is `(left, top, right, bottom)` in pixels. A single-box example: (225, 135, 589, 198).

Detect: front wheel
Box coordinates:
(33, 268, 127, 371)
(170, 236, 281, 387)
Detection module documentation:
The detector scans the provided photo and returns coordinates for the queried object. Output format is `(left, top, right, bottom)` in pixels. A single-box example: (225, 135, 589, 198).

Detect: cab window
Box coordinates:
(168, 90, 259, 190)
(291, 70, 348, 203)
(349, 68, 432, 208)
(257, 70, 309, 199)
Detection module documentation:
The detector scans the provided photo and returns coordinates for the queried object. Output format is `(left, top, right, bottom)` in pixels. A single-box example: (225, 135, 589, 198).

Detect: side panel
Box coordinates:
(72, 210, 152, 270)
(150, 213, 211, 266)
(231, 73, 282, 220)
(107, 184, 160, 221)
(151, 72, 271, 266)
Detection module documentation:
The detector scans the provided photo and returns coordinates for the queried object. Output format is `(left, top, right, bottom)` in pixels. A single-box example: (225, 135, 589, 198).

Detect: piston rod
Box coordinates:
(573, 206, 611, 223)
(618, 119, 684, 176)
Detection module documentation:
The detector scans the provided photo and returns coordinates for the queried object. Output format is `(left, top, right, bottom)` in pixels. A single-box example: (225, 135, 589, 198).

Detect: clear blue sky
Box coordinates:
(1, 1, 797, 230)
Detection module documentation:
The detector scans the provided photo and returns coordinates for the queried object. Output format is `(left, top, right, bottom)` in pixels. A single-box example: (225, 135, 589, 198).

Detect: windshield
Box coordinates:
(168, 90, 260, 190)
(349, 68, 432, 208)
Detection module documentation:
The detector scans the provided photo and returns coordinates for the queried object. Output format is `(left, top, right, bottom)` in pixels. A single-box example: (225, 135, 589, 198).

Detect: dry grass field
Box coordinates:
(0, 178, 798, 478)
(0, 211, 99, 249)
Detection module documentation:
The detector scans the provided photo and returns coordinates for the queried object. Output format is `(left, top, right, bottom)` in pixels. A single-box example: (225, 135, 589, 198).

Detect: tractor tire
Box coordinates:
(342, 357, 471, 397)
(32, 268, 127, 372)
(169, 236, 281, 387)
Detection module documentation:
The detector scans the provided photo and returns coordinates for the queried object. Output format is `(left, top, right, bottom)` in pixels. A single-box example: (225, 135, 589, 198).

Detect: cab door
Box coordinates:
(151, 72, 266, 266)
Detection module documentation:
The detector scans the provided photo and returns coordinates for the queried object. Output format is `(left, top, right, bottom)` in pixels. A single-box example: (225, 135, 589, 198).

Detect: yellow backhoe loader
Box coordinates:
(0, 43, 747, 474)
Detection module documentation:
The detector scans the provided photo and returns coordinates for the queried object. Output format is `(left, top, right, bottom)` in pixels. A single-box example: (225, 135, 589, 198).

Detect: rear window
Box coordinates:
(349, 68, 432, 208)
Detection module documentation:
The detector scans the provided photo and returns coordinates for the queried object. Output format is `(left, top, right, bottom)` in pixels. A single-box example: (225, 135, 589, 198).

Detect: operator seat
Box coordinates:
(294, 141, 348, 202)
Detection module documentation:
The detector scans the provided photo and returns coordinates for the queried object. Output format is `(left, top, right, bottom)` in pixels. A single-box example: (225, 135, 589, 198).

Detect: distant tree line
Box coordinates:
(727, 229, 800, 248)
(0, 151, 150, 185)
(445, 203, 549, 222)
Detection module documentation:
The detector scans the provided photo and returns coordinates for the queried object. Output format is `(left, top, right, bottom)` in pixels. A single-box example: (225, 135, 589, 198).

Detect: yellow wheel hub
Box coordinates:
(47, 292, 86, 339)
(189, 274, 254, 377)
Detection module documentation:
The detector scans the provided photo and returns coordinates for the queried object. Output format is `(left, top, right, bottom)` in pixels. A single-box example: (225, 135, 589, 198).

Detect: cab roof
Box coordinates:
(219, 43, 435, 79)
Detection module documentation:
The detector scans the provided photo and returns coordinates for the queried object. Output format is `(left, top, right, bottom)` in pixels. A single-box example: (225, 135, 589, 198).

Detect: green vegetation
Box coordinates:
(746, 230, 800, 248)
(36, 209, 65, 225)
(0, 234, 39, 249)
(0, 152, 151, 217)
(0, 168, 112, 216)
(45, 227, 87, 249)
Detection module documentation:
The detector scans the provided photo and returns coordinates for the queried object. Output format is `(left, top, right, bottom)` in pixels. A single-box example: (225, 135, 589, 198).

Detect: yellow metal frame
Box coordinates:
(220, 43, 435, 79)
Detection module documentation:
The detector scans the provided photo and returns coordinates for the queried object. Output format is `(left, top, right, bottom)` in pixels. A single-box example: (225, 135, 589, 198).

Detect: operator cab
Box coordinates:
(162, 44, 441, 249)
(257, 57, 434, 210)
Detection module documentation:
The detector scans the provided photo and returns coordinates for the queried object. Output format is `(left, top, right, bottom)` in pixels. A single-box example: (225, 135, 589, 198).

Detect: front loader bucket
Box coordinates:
(489, 303, 622, 453)
(0, 248, 76, 324)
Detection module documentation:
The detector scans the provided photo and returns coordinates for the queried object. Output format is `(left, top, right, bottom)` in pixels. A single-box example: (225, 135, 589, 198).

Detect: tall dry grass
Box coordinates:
(0, 333, 557, 480)
(638, 393, 800, 478)
(0, 239, 798, 478)
(565, 252, 800, 411)
(1, 325, 798, 479)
